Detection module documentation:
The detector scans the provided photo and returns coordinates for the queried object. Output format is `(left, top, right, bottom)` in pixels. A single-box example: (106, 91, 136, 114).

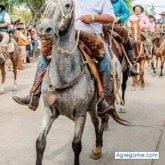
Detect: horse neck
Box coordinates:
(132, 24, 141, 39)
(49, 24, 82, 85)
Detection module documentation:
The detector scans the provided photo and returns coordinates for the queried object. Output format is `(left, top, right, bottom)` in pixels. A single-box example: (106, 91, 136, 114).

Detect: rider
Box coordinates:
(127, 5, 151, 58)
(0, 4, 11, 62)
(148, 15, 156, 34)
(13, 0, 116, 115)
(158, 11, 165, 33)
(127, 5, 150, 29)
(110, 0, 139, 76)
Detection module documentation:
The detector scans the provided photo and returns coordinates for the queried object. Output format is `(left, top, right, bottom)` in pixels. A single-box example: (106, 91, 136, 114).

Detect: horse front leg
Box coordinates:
(36, 105, 59, 165)
(88, 110, 103, 160)
(151, 55, 156, 73)
(72, 114, 87, 165)
(139, 60, 145, 89)
(160, 55, 164, 76)
(120, 68, 129, 113)
(10, 52, 18, 91)
(0, 62, 6, 94)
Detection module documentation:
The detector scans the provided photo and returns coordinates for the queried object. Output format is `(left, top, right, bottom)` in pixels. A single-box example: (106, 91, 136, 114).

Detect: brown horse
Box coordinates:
(129, 21, 146, 90)
(0, 32, 19, 94)
(151, 33, 165, 76)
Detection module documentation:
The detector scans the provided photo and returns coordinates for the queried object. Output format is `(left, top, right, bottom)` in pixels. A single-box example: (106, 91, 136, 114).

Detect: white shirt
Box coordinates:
(75, 0, 115, 34)
(4, 13, 11, 24)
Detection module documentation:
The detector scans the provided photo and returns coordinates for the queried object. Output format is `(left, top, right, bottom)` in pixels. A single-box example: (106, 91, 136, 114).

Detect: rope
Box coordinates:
(57, 29, 81, 55)
(88, 22, 124, 105)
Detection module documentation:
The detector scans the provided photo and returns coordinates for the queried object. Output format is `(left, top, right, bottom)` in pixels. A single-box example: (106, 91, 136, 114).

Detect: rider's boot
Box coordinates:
(126, 49, 139, 77)
(97, 73, 114, 116)
(12, 68, 47, 111)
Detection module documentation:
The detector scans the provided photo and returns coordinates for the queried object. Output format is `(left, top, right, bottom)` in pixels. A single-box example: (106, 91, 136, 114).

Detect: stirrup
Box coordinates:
(96, 99, 114, 116)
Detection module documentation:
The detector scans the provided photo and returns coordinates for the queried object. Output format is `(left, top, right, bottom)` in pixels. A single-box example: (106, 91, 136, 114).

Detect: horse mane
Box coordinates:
(44, 0, 57, 17)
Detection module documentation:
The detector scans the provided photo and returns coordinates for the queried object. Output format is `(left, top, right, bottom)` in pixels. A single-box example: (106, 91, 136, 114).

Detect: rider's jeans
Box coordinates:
(37, 40, 112, 74)
(37, 55, 49, 69)
(98, 36, 111, 74)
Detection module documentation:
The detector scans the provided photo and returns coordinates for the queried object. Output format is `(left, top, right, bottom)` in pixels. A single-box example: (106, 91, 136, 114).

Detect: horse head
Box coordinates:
(130, 20, 141, 43)
(37, 0, 75, 39)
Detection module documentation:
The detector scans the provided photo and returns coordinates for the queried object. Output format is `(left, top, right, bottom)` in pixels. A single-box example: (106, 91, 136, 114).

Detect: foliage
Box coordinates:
(11, 7, 32, 25)
(124, 0, 132, 9)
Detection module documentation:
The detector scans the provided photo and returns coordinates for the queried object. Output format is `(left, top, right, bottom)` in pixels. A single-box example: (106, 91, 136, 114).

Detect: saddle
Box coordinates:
(41, 30, 106, 95)
(103, 24, 129, 45)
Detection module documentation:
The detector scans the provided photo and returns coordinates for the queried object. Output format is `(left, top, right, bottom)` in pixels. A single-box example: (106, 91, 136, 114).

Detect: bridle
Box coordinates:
(55, 0, 75, 34)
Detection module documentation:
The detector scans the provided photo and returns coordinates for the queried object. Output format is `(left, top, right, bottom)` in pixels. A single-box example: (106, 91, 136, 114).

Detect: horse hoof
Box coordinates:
(119, 106, 126, 113)
(141, 83, 145, 89)
(90, 146, 102, 160)
(0, 84, 4, 94)
(12, 85, 17, 91)
(154, 70, 156, 73)
(131, 86, 136, 91)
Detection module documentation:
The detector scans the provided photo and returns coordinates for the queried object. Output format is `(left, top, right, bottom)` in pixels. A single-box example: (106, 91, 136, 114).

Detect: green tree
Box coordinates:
(1, 0, 44, 26)
(124, 0, 136, 10)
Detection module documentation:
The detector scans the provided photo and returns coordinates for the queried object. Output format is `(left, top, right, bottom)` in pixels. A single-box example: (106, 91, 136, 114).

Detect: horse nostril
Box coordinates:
(46, 27, 52, 33)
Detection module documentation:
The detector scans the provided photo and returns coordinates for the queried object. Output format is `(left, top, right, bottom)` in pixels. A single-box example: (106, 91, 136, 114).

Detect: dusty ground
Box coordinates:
(0, 62, 165, 165)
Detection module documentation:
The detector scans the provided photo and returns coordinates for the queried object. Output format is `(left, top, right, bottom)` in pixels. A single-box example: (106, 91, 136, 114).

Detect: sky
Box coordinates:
(133, 0, 165, 18)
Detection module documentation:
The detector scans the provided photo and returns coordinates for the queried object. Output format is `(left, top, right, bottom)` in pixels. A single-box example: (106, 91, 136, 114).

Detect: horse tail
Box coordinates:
(109, 109, 132, 126)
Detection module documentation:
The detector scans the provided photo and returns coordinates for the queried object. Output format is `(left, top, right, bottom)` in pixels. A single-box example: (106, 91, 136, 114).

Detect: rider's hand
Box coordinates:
(80, 15, 92, 24)
(114, 17, 120, 23)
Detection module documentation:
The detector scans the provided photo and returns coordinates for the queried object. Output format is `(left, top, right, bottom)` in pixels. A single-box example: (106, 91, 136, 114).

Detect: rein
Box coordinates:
(57, 29, 81, 55)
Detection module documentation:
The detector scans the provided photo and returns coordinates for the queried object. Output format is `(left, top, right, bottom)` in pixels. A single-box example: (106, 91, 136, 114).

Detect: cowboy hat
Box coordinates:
(0, 4, 5, 10)
(159, 11, 165, 15)
(133, 5, 144, 13)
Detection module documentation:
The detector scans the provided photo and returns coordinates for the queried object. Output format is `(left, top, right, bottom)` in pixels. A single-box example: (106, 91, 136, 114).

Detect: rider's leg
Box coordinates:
(13, 55, 49, 110)
(0, 32, 9, 63)
(0, 46, 7, 63)
(124, 40, 139, 77)
(97, 44, 114, 115)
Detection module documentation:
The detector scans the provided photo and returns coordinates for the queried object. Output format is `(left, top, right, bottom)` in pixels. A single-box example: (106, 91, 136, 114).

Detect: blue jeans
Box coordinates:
(37, 55, 49, 69)
(98, 39, 111, 74)
(37, 41, 111, 74)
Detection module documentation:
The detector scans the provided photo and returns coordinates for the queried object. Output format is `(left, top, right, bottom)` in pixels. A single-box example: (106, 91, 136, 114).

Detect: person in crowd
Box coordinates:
(148, 15, 156, 34)
(0, 4, 11, 63)
(158, 11, 165, 33)
(127, 5, 151, 58)
(127, 5, 150, 30)
(110, 0, 139, 76)
(15, 24, 30, 69)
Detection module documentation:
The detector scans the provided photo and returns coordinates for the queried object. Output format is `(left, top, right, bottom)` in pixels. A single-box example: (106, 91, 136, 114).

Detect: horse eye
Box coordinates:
(65, 4, 70, 8)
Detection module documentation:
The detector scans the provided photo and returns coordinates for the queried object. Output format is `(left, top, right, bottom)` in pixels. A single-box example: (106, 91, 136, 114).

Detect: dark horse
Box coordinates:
(36, 0, 129, 165)
(0, 32, 19, 94)
(103, 25, 130, 113)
